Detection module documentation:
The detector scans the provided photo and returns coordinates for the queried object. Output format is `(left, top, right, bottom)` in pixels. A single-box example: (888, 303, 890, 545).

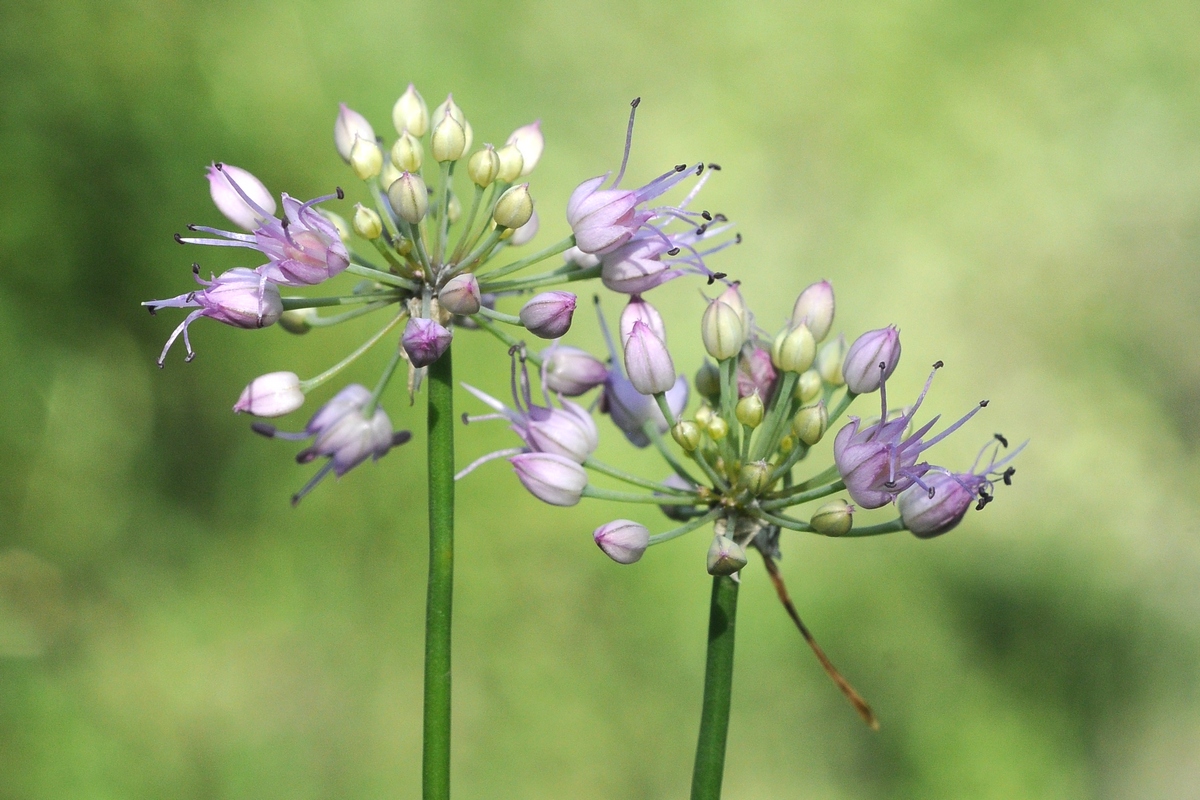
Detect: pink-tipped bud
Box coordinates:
(520, 291, 576, 339)
(233, 371, 304, 417)
(402, 317, 453, 367)
(392, 84, 429, 137)
(506, 120, 544, 176)
(438, 274, 481, 316)
(593, 519, 650, 564)
(334, 103, 375, 163)
(525, 402, 599, 463)
(707, 534, 747, 576)
(542, 345, 608, 396)
(790, 280, 835, 342)
(897, 473, 974, 538)
(843, 326, 901, 394)
(624, 321, 676, 395)
(619, 295, 666, 346)
(510, 452, 588, 506)
(206, 164, 275, 231)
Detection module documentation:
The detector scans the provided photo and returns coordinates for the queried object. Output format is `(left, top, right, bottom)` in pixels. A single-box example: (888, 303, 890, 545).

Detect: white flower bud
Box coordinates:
(701, 300, 743, 360)
(790, 280, 835, 342)
(816, 334, 848, 386)
(350, 137, 383, 180)
(505, 121, 544, 176)
(594, 519, 650, 564)
(334, 103, 375, 163)
(431, 108, 467, 163)
(468, 145, 501, 188)
(772, 323, 816, 374)
(233, 372, 305, 418)
(392, 84, 429, 137)
(795, 369, 823, 404)
(391, 131, 424, 173)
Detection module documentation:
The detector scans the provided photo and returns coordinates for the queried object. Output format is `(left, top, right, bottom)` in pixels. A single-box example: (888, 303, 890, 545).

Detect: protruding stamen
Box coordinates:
(613, 97, 641, 189)
(292, 461, 336, 506)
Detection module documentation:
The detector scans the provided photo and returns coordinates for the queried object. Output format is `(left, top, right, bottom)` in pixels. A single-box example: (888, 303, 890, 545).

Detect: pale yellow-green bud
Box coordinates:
(379, 159, 402, 191)
(810, 499, 854, 537)
(701, 300, 744, 360)
(318, 209, 350, 243)
(278, 308, 316, 334)
(447, 193, 462, 225)
(387, 172, 428, 224)
(738, 460, 772, 494)
(778, 434, 795, 454)
(816, 333, 847, 386)
(493, 183, 534, 229)
(350, 137, 383, 180)
(432, 94, 465, 124)
(468, 145, 501, 188)
(694, 405, 714, 427)
(706, 416, 729, 441)
(707, 534, 748, 576)
(735, 392, 764, 428)
(462, 120, 474, 156)
(431, 111, 466, 163)
(392, 84, 429, 137)
(496, 143, 524, 183)
(391, 131, 423, 173)
(352, 203, 383, 240)
(795, 369, 823, 404)
(792, 402, 828, 446)
(672, 420, 701, 452)
(772, 323, 816, 374)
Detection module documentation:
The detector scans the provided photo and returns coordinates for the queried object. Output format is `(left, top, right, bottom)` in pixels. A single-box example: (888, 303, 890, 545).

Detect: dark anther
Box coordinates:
(631, 97, 641, 108)
(184, 352, 196, 363)
(994, 433, 1009, 448)
(187, 224, 198, 231)
(734, 233, 743, 244)
(336, 187, 345, 200)
(174, 233, 185, 244)
(667, 247, 681, 256)
(883, 480, 897, 489)
(214, 162, 224, 170)
(1002, 467, 1016, 486)
(695, 164, 704, 175)
(146, 305, 157, 315)
(878, 361, 887, 371)
(706, 274, 717, 285)
(933, 360, 944, 369)
(191, 263, 201, 275)
(713, 213, 728, 222)
(675, 163, 687, 172)
(927, 486, 937, 499)
(461, 412, 471, 425)
(592, 294, 602, 305)
(508, 343, 522, 356)
(979, 400, 990, 407)
(392, 430, 413, 446)
(184, 292, 197, 303)
(696, 224, 708, 235)
(250, 422, 277, 438)
(701, 210, 712, 221)
(708, 163, 722, 170)
(281, 218, 290, 228)
(712, 272, 727, 281)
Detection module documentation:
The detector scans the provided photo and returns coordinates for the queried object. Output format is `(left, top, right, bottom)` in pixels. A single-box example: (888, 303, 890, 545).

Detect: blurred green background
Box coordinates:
(2, 0, 1199, 797)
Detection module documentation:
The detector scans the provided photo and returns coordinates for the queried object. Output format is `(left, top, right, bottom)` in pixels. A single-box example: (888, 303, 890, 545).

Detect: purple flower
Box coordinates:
(143, 266, 282, 366)
(594, 520, 650, 564)
(540, 344, 608, 397)
(736, 346, 778, 400)
(897, 439, 1025, 538)
(510, 452, 588, 506)
(833, 365, 987, 509)
(519, 291, 576, 339)
(843, 326, 901, 395)
(177, 163, 349, 287)
(402, 317, 453, 367)
(624, 320, 676, 395)
(599, 225, 733, 294)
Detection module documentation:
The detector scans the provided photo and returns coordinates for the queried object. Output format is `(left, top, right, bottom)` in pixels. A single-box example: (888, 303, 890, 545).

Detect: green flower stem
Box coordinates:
(766, 442, 809, 485)
(298, 309, 408, 393)
(750, 508, 814, 532)
(307, 300, 396, 328)
(788, 463, 840, 493)
(423, 346, 456, 800)
(760, 480, 846, 511)
(475, 306, 523, 326)
(648, 508, 723, 545)
(472, 316, 543, 367)
(642, 420, 702, 487)
(369, 181, 405, 242)
(457, 227, 505, 274)
(749, 372, 798, 462)
(450, 185, 485, 264)
(584, 457, 697, 495)
(842, 518, 906, 537)
(366, 343, 405, 413)
(281, 291, 402, 310)
(437, 162, 454, 264)
(345, 263, 422, 291)
(654, 393, 730, 493)
(580, 485, 704, 505)
(455, 181, 504, 260)
(690, 574, 739, 800)
(827, 389, 857, 428)
(475, 234, 576, 282)
(478, 263, 602, 294)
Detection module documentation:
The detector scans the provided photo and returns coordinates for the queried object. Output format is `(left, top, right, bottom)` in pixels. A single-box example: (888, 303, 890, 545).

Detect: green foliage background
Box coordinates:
(2, 0, 1199, 797)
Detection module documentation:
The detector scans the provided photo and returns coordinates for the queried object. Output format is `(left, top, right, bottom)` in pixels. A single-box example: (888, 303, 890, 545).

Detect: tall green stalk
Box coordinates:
(691, 574, 740, 800)
(424, 347, 455, 800)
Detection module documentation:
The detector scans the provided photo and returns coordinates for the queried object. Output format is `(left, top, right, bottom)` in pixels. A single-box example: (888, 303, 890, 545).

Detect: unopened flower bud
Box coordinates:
(438, 273, 481, 315)
(716, 283, 748, 331)
(810, 499, 854, 537)
(509, 209, 538, 246)
(792, 402, 828, 446)
(816, 334, 848, 386)
(468, 145, 501, 188)
(593, 519, 650, 564)
(350, 137, 383, 180)
(695, 361, 721, 400)
(542, 345, 608, 396)
(897, 472, 974, 539)
(624, 321, 676, 395)
(778, 434, 795, 454)
(701, 300, 744, 360)
(206, 163, 275, 231)
(519, 291, 576, 339)
(447, 193, 462, 225)
(772, 324, 816, 374)
(387, 172, 428, 224)
(462, 120, 474, 155)
(319, 209, 351, 243)
(506, 121, 544, 176)
(493, 183, 534, 229)
(402, 317, 453, 367)
(672, 420, 701, 451)
(391, 131, 424, 173)
(707, 415, 729, 441)
(707, 534, 748, 576)
(380, 159, 402, 191)
(620, 295, 666, 345)
(843, 326, 901, 394)
(278, 308, 315, 334)
(233, 371, 305, 417)
(431, 106, 467, 162)
(392, 84, 429, 136)
(738, 460, 771, 494)
(496, 143, 524, 182)
(735, 393, 764, 428)
(334, 103, 375, 163)
(353, 204, 383, 240)
(511, 452, 588, 506)
(795, 369, 823, 403)
(790, 280, 835, 342)
(694, 405, 714, 427)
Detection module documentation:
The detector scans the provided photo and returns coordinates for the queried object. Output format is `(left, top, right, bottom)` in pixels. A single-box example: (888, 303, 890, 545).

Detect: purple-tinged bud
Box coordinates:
(438, 274, 482, 316)
(624, 321, 676, 395)
(564, 246, 601, 269)
(792, 402, 828, 446)
(790, 280, 835, 342)
(695, 360, 721, 400)
(206, 163, 275, 231)
(494, 184, 534, 229)
(772, 323, 816, 374)
(510, 452, 588, 506)
(392, 84, 429, 137)
(701, 300, 743, 360)
(542, 345, 608, 396)
(524, 402, 598, 463)
(353, 204, 383, 240)
(402, 317, 453, 367)
(234, 371, 305, 417)
(506, 120, 544, 176)
(811, 499, 854, 537)
(520, 291, 576, 339)
(707, 534, 747, 576)
(508, 209, 539, 246)
(388, 172, 429, 224)
(736, 347, 778, 400)
(350, 138, 383, 180)
(795, 369, 823, 403)
(593, 519, 650, 564)
(468, 145, 501, 188)
(334, 103, 375, 163)
(496, 143, 524, 183)
(602, 372, 688, 448)
(619, 295, 667, 345)
(391, 131, 424, 173)
(897, 473, 973, 538)
(843, 326, 901, 394)
(816, 334, 847, 386)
